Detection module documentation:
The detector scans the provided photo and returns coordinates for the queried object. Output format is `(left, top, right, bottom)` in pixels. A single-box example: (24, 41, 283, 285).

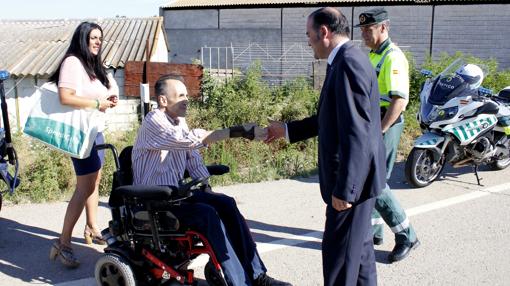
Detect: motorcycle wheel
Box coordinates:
(490, 157, 510, 170)
(405, 148, 445, 188)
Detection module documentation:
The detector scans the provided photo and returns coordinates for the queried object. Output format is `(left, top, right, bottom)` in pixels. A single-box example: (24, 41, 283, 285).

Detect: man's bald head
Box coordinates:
(155, 75, 185, 98)
(308, 7, 350, 38)
(155, 75, 189, 118)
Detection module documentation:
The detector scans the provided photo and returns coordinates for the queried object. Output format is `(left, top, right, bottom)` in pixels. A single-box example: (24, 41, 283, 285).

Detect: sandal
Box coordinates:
(84, 225, 106, 245)
(49, 240, 80, 268)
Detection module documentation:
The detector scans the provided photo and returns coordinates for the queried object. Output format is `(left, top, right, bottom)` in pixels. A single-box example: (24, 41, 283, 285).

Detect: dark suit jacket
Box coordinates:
(288, 41, 386, 205)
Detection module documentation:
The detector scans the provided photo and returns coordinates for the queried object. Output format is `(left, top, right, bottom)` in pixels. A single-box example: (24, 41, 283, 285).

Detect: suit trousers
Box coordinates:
(371, 118, 417, 245)
(169, 201, 251, 286)
(323, 197, 377, 286)
(189, 191, 267, 281)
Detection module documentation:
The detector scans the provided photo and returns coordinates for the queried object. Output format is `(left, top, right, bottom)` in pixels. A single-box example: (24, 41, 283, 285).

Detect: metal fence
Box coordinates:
(200, 40, 409, 86)
(201, 42, 315, 84)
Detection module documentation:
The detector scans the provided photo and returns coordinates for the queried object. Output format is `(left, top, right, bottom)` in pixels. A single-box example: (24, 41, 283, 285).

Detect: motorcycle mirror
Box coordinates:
(420, 69, 433, 77)
(0, 70, 9, 81)
(478, 86, 493, 96)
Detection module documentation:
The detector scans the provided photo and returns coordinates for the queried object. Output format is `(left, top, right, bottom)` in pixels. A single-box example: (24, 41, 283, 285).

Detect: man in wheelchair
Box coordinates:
(131, 76, 292, 286)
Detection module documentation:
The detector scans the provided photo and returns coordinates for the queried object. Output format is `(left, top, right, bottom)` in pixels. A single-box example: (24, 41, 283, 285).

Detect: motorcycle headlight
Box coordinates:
(438, 106, 459, 121)
(427, 107, 439, 122)
(429, 106, 458, 122)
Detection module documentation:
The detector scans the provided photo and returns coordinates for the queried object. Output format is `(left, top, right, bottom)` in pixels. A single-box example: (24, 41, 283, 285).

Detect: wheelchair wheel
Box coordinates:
(95, 253, 136, 286)
(204, 260, 227, 286)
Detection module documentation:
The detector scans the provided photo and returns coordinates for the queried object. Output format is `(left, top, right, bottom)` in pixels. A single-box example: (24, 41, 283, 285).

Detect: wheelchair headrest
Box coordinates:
(110, 146, 134, 207)
(118, 146, 133, 185)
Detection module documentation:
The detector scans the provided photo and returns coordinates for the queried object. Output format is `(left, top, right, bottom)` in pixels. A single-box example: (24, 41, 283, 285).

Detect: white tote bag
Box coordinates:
(23, 83, 99, 159)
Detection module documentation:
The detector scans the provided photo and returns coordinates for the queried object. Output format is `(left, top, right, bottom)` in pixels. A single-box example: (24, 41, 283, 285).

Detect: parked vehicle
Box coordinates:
(405, 59, 510, 187)
(0, 70, 20, 211)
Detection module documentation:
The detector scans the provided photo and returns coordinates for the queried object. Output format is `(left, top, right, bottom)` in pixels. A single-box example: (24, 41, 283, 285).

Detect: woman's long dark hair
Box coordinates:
(49, 21, 110, 88)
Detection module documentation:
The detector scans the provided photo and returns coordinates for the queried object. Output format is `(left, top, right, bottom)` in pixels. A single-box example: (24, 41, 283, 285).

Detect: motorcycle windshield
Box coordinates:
(420, 80, 435, 124)
(427, 59, 487, 106)
(428, 75, 468, 105)
(428, 59, 469, 105)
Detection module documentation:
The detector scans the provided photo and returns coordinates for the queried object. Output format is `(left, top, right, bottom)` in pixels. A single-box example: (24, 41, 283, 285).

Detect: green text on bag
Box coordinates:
(24, 117, 85, 156)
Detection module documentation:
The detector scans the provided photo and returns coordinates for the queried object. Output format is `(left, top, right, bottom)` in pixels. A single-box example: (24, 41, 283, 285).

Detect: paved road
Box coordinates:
(1, 161, 510, 286)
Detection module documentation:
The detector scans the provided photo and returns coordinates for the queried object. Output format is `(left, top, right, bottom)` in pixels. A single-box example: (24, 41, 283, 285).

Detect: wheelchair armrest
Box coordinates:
(113, 185, 178, 201)
(182, 164, 230, 179)
(206, 164, 230, 176)
(177, 177, 208, 196)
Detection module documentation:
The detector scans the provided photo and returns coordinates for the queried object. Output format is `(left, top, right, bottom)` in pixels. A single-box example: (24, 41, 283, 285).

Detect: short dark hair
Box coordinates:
(154, 75, 184, 96)
(309, 7, 350, 37)
(50, 22, 109, 88)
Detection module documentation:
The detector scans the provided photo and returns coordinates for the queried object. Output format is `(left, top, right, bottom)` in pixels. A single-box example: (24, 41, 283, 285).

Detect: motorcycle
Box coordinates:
(405, 59, 510, 188)
(0, 70, 20, 211)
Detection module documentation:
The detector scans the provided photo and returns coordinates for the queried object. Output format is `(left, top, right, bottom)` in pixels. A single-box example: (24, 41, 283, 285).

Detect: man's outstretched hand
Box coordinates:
(264, 119, 286, 143)
(229, 123, 267, 141)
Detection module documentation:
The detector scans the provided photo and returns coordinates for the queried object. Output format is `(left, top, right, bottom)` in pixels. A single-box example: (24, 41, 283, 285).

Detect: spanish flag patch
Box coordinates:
(392, 70, 399, 74)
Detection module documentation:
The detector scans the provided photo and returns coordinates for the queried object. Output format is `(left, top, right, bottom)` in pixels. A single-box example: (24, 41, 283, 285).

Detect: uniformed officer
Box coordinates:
(356, 7, 420, 263)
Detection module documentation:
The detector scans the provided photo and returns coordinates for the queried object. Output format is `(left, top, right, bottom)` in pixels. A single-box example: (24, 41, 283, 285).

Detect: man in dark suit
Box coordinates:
(266, 7, 386, 286)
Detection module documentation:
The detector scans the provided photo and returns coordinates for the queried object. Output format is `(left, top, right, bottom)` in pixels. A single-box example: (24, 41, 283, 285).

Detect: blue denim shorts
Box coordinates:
(71, 132, 105, 176)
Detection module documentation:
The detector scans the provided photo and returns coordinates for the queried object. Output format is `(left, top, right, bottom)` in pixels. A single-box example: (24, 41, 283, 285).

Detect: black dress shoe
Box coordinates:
(254, 273, 293, 286)
(388, 239, 420, 263)
(373, 237, 384, 246)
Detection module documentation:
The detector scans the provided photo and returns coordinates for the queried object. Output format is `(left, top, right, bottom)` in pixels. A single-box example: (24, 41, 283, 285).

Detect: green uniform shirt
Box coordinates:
(368, 38, 409, 108)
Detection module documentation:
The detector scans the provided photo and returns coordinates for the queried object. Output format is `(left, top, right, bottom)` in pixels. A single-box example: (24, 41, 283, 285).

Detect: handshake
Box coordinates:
(229, 123, 267, 141)
(228, 120, 285, 143)
(198, 121, 285, 145)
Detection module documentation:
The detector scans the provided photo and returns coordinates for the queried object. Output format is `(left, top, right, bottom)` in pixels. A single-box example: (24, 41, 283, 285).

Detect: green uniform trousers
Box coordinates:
(372, 117, 417, 245)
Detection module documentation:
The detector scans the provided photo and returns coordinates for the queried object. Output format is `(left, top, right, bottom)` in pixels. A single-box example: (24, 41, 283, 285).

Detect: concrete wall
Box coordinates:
(163, 4, 510, 73)
(1, 68, 139, 133)
(432, 5, 510, 68)
(104, 69, 140, 131)
(164, 8, 281, 65)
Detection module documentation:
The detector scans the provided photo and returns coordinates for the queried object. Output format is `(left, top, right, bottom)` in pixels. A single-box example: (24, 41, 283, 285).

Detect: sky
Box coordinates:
(0, 0, 170, 20)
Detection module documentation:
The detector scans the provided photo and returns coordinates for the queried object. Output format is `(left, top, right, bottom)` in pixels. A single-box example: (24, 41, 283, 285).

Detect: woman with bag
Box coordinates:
(48, 21, 118, 268)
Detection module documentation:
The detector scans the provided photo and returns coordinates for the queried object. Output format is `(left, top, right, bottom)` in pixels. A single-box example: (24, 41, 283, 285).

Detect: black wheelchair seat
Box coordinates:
(113, 185, 177, 201)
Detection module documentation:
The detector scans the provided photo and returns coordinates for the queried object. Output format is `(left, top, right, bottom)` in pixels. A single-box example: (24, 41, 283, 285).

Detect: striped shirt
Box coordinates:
(132, 109, 210, 186)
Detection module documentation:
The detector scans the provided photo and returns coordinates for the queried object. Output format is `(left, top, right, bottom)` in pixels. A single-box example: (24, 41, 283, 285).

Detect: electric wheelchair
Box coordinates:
(94, 144, 230, 286)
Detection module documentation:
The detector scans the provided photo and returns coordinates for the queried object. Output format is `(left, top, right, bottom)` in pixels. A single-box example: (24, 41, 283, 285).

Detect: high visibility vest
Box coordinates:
(368, 40, 409, 109)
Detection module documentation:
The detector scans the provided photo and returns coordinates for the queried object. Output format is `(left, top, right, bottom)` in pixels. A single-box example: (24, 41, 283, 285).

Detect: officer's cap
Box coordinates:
(355, 8, 389, 27)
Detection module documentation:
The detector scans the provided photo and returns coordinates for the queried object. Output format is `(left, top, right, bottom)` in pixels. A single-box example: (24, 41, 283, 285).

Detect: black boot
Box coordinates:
(254, 273, 293, 286)
(388, 239, 421, 263)
(373, 236, 384, 246)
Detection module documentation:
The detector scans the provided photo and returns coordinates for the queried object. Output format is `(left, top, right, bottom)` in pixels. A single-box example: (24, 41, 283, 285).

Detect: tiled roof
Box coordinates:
(0, 17, 166, 77)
